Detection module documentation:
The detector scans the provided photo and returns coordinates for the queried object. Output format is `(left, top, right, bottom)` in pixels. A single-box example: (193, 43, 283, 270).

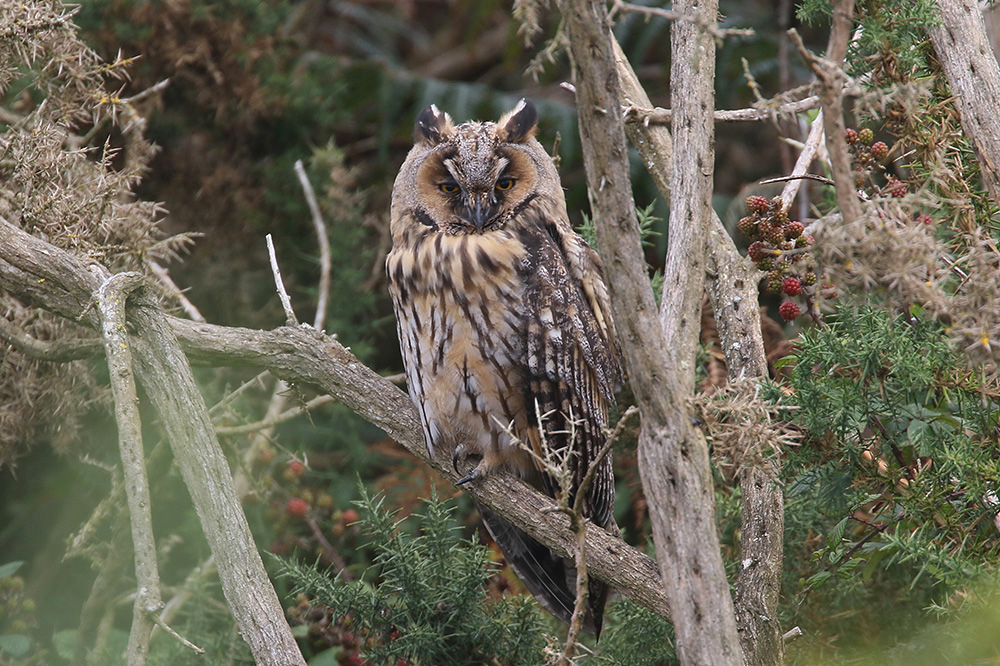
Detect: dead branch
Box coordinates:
(929, 0, 1000, 206)
(95, 270, 166, 665)
(266, 233, 299, 327)
(624, 95, 819, 125)
(294, 159, 331, 329)
(788, 0, 862, 225)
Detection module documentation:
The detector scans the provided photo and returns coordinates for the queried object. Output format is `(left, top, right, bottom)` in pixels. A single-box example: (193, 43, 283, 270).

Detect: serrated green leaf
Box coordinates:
(827, 516, 849, 549)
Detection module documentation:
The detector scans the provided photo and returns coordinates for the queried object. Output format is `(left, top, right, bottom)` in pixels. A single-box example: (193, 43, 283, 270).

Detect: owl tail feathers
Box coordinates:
(478, 504, 608, 637)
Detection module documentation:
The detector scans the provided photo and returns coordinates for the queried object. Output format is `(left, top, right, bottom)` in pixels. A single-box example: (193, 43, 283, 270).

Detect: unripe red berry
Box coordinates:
(845, 128, 859, 144)
(858, 128, 874, 145)
(887, 179, 906, 197)
(782, 276, 803, 296)
(746, 195, 770, 214)
(766, 225, 786, 245)
(286, 498, 309, 517)
(284, 460, 305, 480)
(785, 221, 804, 239)
(779, 300, 801, 321)
(747, 241, 768, 262)
(773, 208, 788, 223)
(871, 141, 889, 161)
(795, 235, 814, 249)
(765, 271, 783, 293)
(738, 216, 758, 237)
(342, 509, 360, 524)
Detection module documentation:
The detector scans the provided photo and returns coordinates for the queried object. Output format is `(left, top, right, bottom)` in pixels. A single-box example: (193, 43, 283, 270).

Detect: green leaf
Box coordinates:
(0, 561, 24, 579)
(52, 630, 77, 660)
(827, 516, 849, 549)
(308, 646, 344, 665)
(0, 634, 30, 657)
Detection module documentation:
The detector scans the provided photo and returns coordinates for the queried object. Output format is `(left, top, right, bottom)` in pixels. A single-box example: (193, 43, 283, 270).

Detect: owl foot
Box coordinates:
(453, 446, 485, 485)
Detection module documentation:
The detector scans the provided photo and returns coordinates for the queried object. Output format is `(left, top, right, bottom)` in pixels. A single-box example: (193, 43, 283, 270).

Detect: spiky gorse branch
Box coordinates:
(696, 378, 801, 479)
(0, 0, 189, 465)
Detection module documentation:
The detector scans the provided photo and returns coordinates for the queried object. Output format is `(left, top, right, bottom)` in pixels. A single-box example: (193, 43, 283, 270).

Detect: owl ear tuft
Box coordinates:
(414, 104, 454, 146)
(498, 98, 538, 143)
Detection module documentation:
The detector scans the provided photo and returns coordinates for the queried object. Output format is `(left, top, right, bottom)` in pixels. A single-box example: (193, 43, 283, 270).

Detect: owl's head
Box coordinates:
(391, 99, 563, 236)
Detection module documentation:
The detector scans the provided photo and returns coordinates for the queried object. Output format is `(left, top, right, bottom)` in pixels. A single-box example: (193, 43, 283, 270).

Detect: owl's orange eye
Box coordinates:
(495, 177, 516, 191)
(439, 183, 460, 194)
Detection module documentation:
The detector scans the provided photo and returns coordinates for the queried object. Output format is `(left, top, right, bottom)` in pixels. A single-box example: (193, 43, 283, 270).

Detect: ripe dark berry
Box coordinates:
(887, 179, 906, 197)
(785, 221, 804, 238)
(738, 216, 758, 237)
(844, 128, 859, 144)
(286, 498, 309, 517)
(746, 195, 770, 214)
(782, 276, 803, 296)
(779, 301, 801, 321)
(858, 128, 874, 145)
(871, 141, 889, 161)
(747, 241, 768, 262)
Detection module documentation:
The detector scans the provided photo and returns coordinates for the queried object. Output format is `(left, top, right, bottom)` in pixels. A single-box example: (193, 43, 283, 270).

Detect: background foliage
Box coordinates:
(1, 0, 999, 664)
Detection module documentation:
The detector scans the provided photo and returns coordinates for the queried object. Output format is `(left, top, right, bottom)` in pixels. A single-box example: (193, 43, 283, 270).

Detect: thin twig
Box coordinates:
(149, 612, 204, 654)
(147, 260, 205, 323)
(777, 108, 828, 212)
(613, 0, 754, 39)
(294, 160, 331, 329)
(215, 394, 336, 436)
(624, 95, 819, 125)
(761, 172, 835, 187)
(266, 234, 299, 326)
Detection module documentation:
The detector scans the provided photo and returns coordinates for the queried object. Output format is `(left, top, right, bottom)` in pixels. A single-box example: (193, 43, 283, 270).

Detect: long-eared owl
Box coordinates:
(386, 99, 622, 635)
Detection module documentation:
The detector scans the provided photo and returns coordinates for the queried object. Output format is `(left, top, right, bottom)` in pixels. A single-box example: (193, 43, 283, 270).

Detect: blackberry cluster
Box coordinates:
(739, 195, 817, 321)
(845, 127, 905, 198)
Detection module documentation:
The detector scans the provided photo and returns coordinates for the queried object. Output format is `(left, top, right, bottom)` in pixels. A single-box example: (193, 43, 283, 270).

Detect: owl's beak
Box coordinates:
(464, 193, 495, 230)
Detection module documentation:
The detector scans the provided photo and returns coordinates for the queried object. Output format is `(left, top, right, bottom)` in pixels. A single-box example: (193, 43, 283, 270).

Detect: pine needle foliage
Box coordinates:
(279, 488, 546, 666)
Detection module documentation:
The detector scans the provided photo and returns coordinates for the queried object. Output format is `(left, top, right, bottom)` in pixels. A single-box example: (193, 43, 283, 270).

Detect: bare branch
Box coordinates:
(95, 270, 162, 666)
(789, 4, 863, 225)
(147, 260, 206, 323)
(0, 314, 102, 361)
(624, 95, 819, 125)
(266, 233, 299, 326)
(294, 159, 331, 329)
(612, 1, 754, 39)
(215, 394, 336, 436)
(776, 110, 828, 212)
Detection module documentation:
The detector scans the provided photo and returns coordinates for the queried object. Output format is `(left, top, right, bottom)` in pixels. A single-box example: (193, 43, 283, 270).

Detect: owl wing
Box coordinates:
(519, 219, 622, 529)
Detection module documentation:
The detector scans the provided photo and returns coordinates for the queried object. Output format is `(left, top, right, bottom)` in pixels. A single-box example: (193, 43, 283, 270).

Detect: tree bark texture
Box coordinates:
(930, 0, 1000, 207)
(0, 217, 306, 666)
(613, 32, 783, 666)
(0, 214, 671, 624)
(561, 0, 745, 663)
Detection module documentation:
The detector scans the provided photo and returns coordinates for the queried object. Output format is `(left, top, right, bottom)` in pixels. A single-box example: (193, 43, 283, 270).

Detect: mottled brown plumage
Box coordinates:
(386, 100, 622, 634)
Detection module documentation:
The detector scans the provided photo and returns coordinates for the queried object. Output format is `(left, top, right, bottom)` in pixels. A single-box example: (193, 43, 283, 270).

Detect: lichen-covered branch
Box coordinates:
(95, 271, 164, 666)
(929, 0, 1000, 207)
(560, 0, 744, 662)
(613, 31, 783, 666)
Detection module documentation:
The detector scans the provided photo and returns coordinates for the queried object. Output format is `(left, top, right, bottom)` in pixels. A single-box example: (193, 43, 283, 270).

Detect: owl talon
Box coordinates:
(456, 464, 485, 486)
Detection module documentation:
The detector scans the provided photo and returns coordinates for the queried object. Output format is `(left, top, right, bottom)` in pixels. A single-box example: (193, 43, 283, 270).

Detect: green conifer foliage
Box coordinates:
(280, 488, 546, 666)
